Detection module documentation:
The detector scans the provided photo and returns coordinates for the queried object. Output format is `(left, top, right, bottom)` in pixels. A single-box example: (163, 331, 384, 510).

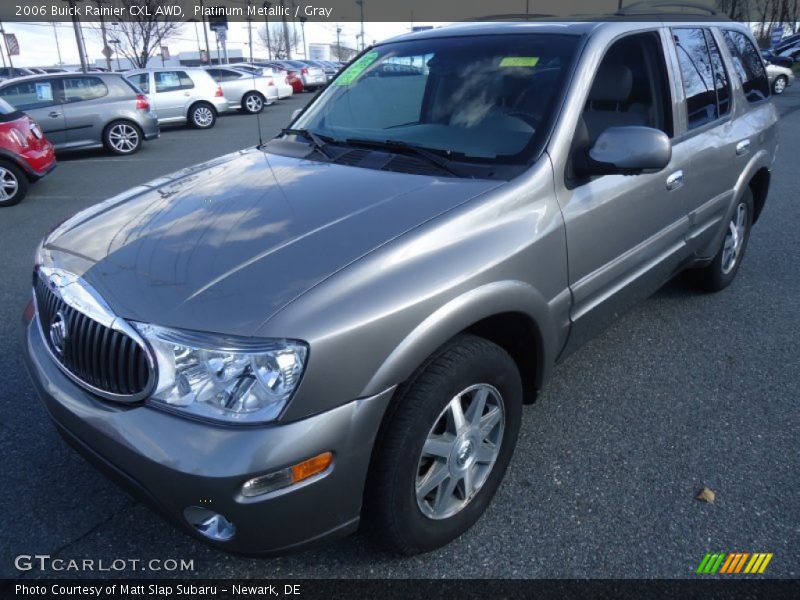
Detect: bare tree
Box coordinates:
(330, 44, 357, 62)
(108, 0, 182, 68)
(258, 23, 301, 59)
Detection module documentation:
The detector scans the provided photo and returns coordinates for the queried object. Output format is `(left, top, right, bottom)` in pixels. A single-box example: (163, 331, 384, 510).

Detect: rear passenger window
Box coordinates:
(62, 77, 108, 103)
(723, 30, 770, 102)
(673, 28, 723, 129)
(704, 30, 731, 117)
(155, 71, 194, 93)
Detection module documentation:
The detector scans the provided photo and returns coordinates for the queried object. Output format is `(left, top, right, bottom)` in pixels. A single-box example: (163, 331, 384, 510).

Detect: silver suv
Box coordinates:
(124, 67, 228, 129)
(24, 19, 777, 555)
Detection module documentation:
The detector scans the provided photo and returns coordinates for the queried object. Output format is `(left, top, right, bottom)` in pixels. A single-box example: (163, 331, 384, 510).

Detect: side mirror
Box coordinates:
(574, 126, 672, 177)
(291, 108, 303, 121)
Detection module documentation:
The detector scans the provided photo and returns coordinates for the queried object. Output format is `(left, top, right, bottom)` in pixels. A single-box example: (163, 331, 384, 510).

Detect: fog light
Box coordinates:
(242, 451, 333, 497)
(183, 506, 236, 541)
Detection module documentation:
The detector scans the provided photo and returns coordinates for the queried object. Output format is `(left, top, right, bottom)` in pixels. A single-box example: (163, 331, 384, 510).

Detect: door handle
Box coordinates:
(736, 139, 751, 155)
(184, 91, 190, 96)
(666, 170, 684, 191)
(48, 111, 61, 118)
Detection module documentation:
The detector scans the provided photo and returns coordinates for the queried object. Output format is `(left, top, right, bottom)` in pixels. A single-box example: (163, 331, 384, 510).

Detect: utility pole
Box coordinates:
(336, 25, 341, 61)
(66, 0, 88, 72)
(263, 1, 272, 60)
(299, 17, 307, 58)
(279, 0, 291, 59)
(247, 0, 253, 62)
(52, 23, 63, 65)
(356, 0, 364, 50)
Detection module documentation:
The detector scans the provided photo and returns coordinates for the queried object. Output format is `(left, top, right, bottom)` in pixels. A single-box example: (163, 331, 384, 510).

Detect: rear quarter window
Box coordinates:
(723, 30, 770, 102)
(62, 76, 108, 103)
(154, 71, 195, 93)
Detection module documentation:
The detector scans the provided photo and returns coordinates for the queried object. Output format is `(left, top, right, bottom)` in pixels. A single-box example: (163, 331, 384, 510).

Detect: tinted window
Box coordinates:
(704, 30, 731, 117)
(723, 30, 770, 102)
(154, 71, 194, 92)
(127, 73, 149, 93)
(673, 28, 719, 129)
(0, 80, 56, 110)
(62, 76, 108, 103)
(207, 68, 240, 82)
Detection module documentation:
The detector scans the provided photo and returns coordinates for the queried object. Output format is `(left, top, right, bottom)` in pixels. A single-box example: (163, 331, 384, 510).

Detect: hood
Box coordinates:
(44, 148, 500, 336)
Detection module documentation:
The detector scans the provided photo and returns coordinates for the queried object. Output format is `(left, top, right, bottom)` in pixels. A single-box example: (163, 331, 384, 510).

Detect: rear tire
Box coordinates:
(188, 102, 216, 129)
(103, 120, 142, 155)
(690, 189, 754, 292)
(772, 75, 788, 95)
(363, 334, 523, 554)
(241, 91, 265, 114)
(0, 160, 28, 207)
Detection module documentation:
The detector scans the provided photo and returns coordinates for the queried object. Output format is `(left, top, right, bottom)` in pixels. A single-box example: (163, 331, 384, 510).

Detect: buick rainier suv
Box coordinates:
(23, 19, 777, 554)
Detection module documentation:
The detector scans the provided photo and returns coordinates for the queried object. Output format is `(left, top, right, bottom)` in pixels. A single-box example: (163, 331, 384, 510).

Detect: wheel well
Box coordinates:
(188, 100, 216, 115)
(464, 312, 542, 404)
(103, 119, 142, 136)
(749, 168, 770, 224)
(0, 155, 31, 181)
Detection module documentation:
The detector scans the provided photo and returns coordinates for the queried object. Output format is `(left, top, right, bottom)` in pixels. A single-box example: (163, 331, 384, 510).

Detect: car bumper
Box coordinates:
(21, 144, 57, 180)
(21, 307, 394, 554)
(212, 97, 229, 114)
(140, 113, 160, 140)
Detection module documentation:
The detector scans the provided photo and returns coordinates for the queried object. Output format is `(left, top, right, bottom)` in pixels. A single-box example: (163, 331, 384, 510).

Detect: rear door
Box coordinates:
(58, 75, 111, 147)
(666, 27, 740, 254)
(0, 78, 66, 145)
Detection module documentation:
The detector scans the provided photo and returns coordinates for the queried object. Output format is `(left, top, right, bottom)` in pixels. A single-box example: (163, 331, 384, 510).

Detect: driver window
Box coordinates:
(568, 31, 672, 185)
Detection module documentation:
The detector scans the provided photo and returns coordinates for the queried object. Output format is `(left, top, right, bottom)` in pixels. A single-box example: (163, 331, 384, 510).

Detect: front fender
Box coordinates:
(361, 280, 558, 398)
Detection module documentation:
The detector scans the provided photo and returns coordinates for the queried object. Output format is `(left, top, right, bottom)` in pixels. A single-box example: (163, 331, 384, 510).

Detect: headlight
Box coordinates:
(134, 323, 307, 424)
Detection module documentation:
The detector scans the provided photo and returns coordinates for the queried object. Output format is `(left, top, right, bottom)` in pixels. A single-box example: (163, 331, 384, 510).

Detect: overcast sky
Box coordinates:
(2, 21, 445, 67)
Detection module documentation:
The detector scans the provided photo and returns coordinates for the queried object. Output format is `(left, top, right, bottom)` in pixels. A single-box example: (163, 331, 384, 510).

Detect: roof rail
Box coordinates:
(461, 13, 556, 22)
(615, 1, 723, 16)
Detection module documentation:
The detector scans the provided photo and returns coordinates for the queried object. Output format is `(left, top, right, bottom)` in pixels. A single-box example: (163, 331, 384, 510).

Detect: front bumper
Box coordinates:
(22, 309, 393, 554)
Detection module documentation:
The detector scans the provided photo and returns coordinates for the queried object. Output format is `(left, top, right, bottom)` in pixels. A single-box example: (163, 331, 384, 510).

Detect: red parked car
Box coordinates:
(0, 98, 55, 207)
(258, 62, 304, 93)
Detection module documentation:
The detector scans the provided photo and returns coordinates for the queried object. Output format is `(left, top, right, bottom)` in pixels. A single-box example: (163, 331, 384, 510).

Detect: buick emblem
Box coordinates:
(49, 311, 68, 356)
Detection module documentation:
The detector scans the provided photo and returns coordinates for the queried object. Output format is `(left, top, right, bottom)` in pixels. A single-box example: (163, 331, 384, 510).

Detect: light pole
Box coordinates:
(92, 0, 112, 71)
(263, 1, 272, 60)
(247, 0, 253, 62)
(355, 0, 364, 51)
(199, 0, 212, 65)
(64, 0, 88, 72)
(108, 37, 121, 71)
(279, 0, 291, 59)
(336, 25, 341, 61)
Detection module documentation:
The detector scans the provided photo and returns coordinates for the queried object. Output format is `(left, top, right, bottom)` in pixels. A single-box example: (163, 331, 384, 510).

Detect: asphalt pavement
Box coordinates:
(1, 90, 798, 580)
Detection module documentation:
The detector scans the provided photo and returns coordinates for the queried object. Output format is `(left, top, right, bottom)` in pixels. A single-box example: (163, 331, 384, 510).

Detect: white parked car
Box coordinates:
(229, 63, 294, 99)
(124, 67, 228, 129)
(764, 61, 795, 95)
(204, 67, 278, 113)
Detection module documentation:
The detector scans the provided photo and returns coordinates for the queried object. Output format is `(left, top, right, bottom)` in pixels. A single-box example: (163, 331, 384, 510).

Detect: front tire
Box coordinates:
(103, 120, 142, 155)
(364, 334, 522, 554)
(0, 160, 28, 207)
(691, 189, 754, 292)
(773, 75, 788, 95)
(188, 102, 216, 129)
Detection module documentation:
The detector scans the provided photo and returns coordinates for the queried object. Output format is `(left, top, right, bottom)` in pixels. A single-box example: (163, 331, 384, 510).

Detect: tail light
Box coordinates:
(268, 80, 274, 86)
(301, 68, 309, 75)
(215, 85, 224, 97)
(28, 119, 43, 140)
(135, 93, 150, 110)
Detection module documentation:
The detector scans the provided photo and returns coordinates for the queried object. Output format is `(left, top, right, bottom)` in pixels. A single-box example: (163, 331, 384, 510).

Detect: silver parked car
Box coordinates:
(124, 67, 228, 129)
(24, 19, 777, 555)
(0, 73, 159, 155)
(204, 66, 278, 113)
(229, 63, 294, 99)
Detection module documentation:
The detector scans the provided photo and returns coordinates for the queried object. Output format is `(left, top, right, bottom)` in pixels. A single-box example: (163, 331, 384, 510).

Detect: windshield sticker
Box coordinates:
(499, 57, 540, 68)
(335, 51, 380, 86)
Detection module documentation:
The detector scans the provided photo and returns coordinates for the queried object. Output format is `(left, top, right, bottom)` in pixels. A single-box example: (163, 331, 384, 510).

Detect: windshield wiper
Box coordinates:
(344, 138, 464, 177)
(281, 128, 334, 160)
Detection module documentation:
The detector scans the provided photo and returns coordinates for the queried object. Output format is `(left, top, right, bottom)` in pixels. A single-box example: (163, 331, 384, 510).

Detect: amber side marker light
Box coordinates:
(241, 452, 334, 498)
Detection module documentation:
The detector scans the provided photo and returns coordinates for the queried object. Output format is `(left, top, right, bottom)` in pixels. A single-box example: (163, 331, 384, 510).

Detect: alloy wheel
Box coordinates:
(774, 76, 787, 94)
(721, 202, 748, 275)
(108, 123, 139, 153)
(245, 94, 263, 113)
(415, 383, 505, 520)
(193, 106, 214, 127)
(0, 166, 19, 202)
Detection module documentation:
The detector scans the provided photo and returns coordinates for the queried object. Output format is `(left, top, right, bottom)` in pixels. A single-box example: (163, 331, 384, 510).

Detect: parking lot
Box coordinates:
(1, 89, 798, 580)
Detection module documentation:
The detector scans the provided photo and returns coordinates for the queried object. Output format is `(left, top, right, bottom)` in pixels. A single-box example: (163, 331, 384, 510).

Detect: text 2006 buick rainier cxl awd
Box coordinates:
(23, 20, 777, 554)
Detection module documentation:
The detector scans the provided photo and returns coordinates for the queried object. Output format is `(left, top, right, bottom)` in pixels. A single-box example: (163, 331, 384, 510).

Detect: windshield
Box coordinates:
(293, 33, 579, 166)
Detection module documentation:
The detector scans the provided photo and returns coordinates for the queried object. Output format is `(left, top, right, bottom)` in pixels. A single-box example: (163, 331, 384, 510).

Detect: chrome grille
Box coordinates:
(34, 274, 152, 399)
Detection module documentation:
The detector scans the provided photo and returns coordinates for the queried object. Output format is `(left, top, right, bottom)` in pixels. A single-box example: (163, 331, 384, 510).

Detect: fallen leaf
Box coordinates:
(696, 487, 716, 504)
